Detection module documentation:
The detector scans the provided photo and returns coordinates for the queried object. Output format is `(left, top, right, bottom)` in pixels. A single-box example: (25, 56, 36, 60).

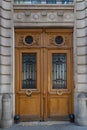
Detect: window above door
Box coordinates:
(14, 0, 74, 4)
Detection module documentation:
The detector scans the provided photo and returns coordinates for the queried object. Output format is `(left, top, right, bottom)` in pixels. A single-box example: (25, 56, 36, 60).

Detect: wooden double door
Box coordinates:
(15, 29, 73, 121)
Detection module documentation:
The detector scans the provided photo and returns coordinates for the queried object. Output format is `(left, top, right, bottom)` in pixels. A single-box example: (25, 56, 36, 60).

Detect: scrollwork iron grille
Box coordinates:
(22, 53, 36, 89)
(52, 54, 67, 89)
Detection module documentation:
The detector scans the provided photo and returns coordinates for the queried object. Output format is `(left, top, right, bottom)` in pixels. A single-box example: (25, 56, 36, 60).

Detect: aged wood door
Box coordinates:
(15, 29, 73, 121)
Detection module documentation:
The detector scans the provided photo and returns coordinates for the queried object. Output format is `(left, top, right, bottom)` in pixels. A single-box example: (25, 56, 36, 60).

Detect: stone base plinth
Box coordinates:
(76, 118, 87, 126)
(0, 119, 13, 128)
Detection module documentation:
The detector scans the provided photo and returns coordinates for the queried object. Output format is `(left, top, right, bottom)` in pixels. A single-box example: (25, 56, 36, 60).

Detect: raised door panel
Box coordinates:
(15, 29, 42, 48)
(18, 96, 40, 115)
(49, 97, 69, 115)
(45, 29, 73, 49)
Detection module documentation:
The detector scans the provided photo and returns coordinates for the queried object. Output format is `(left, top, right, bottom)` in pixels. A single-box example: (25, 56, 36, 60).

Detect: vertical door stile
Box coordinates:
(40, 31, 44, 120)
(43, 30, 48, 119)
(70, 48, 74, 113)
(15, 49, 20, 115)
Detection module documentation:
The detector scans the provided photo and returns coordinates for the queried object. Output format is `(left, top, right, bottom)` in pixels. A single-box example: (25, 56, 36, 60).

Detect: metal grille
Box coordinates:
(52, 54, 66, 89)
(22, 53, 36, 89)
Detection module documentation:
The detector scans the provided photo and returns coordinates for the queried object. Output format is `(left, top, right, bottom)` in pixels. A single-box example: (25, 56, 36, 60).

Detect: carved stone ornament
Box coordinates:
(49, 14, 55, 20)
(25, 11, 31, 16)
(33, 14, 39, 20)
(17, 13, 23, 19)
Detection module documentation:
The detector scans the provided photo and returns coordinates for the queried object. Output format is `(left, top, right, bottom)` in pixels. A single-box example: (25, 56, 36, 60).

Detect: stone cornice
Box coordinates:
(13, 4, 74, 10)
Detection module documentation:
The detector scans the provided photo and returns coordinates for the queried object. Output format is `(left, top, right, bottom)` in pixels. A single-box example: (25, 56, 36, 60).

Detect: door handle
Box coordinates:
(57, 89, 63, 95)
(25, 89, 32, 96)
(56, 89, 71, 95)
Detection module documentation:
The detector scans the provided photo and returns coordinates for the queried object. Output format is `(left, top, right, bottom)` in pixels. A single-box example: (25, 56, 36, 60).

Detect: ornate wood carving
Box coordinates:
(47, 32, 72, 48)
(15, 33, 41, 47)
(15, 29, 73, 49)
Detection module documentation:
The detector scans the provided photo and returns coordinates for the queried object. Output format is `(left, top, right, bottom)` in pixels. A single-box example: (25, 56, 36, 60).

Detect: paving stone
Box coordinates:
(0, 122, 87, 130)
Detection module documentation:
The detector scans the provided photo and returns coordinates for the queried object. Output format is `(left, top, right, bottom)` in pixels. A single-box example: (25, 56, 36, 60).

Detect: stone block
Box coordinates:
(77, 37, 87, 46)
(0, 37, 11, 47)
(76, 10, 85, 19)
(77, 74, 87, 83)
(77, 28, 86, 37)
(0, 85, 11, 93)
(1, 27, 11, 37)
(77, 84, 87, 92)
(86, 8, 87, 17)
(77, 56, 87, 64)
(0, 65, 11, 75)
(1, 18, 11, 28)
(0, 55, 11, 65)
(0, 46, 11, 56)
(85, 18, 87, 26)
(77, 46, 87, 55)
(76, 1, 85, 11)
(0, 75, 11, 84)
(1, 9, 12, 19)
(78, 65, 87, 74)
(2, 1, 11, 10)
(77, 19, 86, 28)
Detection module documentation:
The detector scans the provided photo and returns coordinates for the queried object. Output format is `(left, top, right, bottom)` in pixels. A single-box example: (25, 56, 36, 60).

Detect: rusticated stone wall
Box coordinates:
(0, 0, 13, 119)
(76, 0, 87, 91)
(74, 0, 87, 124)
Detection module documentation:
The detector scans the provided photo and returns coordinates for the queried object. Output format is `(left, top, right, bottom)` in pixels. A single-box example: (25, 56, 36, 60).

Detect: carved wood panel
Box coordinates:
(46, 32, 73, 49)
(15, 31, 41, 48)
(15, 29, 73, 49)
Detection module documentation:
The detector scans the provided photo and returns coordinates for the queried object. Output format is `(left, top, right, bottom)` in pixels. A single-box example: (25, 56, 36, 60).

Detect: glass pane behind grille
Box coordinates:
(14, 0, 74, 4)
(46, 0, 56, 4)
(22, 53, 36, 89)
(52, 54, 66, 89)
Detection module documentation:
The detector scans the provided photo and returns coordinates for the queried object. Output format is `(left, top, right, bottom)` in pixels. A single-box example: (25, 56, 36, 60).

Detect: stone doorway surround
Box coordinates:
(0, 0, 87, 127)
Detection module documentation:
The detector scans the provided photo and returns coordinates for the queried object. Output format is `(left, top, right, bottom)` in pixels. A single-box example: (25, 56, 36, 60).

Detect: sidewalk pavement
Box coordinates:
(0, 121, 87, 130)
